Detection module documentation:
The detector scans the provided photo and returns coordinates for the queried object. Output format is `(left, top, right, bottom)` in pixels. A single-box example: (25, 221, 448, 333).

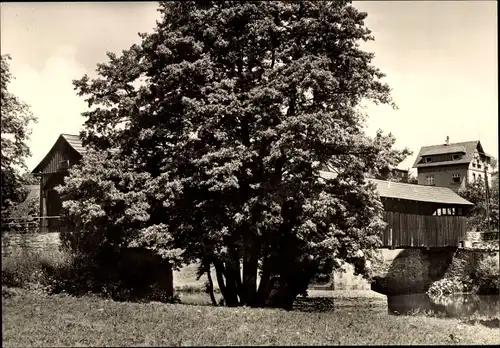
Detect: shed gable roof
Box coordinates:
(319, 171, 473, 206)
(31, 134, 84, 174)
(412, 140, 490, 168)
(61, 134, 85, 155)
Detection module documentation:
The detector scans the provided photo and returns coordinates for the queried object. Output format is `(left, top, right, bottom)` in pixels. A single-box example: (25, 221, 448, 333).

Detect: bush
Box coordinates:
(1, 249, 73, 291)
(475, 255, 499, 278)
(1, 247, 177, 304)
(472, 255, 500, 295)
(47, 246, 175, 303)
(427, 276, 473, 297)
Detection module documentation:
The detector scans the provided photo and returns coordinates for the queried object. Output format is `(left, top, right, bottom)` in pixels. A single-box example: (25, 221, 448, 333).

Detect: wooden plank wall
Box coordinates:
(41, 149, 66, 187)
(381, 211, 466, 248)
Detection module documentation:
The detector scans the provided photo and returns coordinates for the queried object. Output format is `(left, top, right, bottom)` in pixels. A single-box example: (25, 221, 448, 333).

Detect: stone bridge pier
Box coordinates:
(370, 247, 499, 295)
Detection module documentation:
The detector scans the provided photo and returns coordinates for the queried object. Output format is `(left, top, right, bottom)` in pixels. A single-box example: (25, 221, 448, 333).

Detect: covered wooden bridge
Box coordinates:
(320, 171, 474, 248)
(369, 178, 473, 248)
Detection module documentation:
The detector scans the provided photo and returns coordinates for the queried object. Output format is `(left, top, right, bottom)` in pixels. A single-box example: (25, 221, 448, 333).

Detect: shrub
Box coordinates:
(1, 249, 73, 291)
(472, 255, 500, 295)
(475, 255, 499, 278)
(47, 246, 175, 303)
(427, 277, 471, 297)
(1, 247, 176, 304)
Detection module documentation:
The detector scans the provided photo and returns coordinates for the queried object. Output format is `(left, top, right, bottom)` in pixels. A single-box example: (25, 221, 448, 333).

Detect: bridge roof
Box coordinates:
(319, 171, 473, 206)
(368, 179, 473, 206)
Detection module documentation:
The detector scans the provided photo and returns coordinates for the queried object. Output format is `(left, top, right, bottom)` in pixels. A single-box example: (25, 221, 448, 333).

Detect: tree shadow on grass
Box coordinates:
(293, 296, 336, 312)
(462, 318, 500, 329)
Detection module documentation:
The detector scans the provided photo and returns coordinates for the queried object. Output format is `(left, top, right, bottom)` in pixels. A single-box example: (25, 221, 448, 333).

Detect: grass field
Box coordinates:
(3, 289, 499, 346)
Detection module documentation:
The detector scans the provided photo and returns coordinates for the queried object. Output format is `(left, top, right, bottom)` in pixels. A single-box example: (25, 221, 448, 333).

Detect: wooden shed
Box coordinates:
(320, 171, 474, 248)
(31, 134, 84, 232)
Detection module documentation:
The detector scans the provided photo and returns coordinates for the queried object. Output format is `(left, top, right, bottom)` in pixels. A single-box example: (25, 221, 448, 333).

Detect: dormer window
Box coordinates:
(424, 157, 432, 163)
(452, 154, 461, 161)
(452, 173, 460, 183)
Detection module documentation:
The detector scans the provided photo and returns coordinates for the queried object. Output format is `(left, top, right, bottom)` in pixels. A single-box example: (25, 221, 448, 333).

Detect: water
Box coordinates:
(387, 293, 500, 319)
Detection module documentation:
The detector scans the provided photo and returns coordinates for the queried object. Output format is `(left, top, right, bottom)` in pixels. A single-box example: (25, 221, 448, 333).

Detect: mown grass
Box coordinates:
(3, 289, 499, 346)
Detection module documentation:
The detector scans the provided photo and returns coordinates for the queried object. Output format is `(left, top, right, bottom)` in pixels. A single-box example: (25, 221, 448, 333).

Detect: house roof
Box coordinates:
(31, 134, 84, 174)
(420, 144, 466, 156)
(412, 140, 490, 168)
(319, 171, 473, 206)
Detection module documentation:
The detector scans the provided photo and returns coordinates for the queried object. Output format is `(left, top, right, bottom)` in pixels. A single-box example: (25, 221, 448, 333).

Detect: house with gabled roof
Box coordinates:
(412, 138, 494, 192)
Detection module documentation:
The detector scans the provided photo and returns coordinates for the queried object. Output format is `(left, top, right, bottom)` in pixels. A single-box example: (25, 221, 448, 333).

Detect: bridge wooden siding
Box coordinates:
(381, 211, 467, 248)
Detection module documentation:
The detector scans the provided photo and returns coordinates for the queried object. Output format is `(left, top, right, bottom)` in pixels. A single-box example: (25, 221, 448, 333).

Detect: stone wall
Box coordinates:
(466, 231, 483, 242)
(463, 231, 499, 249)
(1, 232, 61, 256)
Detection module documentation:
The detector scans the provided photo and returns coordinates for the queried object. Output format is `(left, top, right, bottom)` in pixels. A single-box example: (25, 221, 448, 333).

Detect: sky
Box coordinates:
(1, 1, 497, 175)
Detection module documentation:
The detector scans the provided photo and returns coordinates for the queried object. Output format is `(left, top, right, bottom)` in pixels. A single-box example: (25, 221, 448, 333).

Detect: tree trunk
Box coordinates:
(255, 269, 272, 307)
(228, 247, 244, 305)
(242, 235, 259, 306)
(206, 267, 218, 306)
(214, 260, 239, 307)
(213, 260, 228, 303)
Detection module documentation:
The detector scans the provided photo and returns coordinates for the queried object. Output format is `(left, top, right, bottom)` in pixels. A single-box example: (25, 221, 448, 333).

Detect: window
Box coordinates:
(452, 173, 460, 184)
(478, 174, 482, 181)
(59, 160, 69, 170)
(452, 154, 461, 160)
(477, 161, 482, 169)
(473, 173, 476, 181)
(472, 162, 476, 168)
(425, 157, 432, 163)
(426, 175, 435, 186)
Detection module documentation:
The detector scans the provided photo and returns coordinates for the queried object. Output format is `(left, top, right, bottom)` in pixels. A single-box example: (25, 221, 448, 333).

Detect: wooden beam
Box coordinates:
(33, 169, 69, 176)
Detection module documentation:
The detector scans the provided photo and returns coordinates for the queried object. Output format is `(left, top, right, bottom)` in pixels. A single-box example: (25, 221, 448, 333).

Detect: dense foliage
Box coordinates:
(1, 55, 37, 215)
(1, 248, 177, 303)
(458, 172, 499, 232)
(59, 1, 410, 308)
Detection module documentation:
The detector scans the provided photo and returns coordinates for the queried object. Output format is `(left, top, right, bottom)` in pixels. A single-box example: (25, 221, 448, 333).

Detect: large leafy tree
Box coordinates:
(458, 171, 499, 232)
(1, 55, 37, 216)
(60, 1, 410, 308)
